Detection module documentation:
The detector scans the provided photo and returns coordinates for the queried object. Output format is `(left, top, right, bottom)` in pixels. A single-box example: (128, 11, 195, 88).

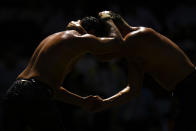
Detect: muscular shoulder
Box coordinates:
(43, 30, 88, 45)
(124, 27, 157, 45)
(125, 27, 155, 39)
(45, 30, 98, 52)
(55, 30, 96, 42)
(122, 27, 158, 56)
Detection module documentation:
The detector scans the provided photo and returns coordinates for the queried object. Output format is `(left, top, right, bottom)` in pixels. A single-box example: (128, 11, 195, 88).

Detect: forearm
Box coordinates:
(103, 85, 138, 108)
(103, 19, 123, 40)
(91, 19, 124, 54)
(54, 86, 85, 107)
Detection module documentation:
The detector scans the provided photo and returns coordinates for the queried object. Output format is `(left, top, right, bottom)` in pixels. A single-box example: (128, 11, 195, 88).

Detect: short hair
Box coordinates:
(81, 16, 107, 37)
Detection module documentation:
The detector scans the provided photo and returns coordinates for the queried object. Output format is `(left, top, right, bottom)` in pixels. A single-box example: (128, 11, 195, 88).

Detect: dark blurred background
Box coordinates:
(0, 0, 196, 131)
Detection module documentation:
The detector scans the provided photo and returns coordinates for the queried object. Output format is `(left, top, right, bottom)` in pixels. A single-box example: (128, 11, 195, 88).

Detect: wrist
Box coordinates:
(99, 12, 113, 21)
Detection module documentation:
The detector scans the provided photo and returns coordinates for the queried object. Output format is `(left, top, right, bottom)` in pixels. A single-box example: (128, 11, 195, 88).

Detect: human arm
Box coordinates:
(81, 25, 124, 56)
(54, 86, 103, 110)
(66, 15, 125, 55)
(91, 61, 144, 112)
(76, 13, 125, 55)
(98, 11, 124, 40)
(54, 86, 85, 107)
(99, 11, 141, 38)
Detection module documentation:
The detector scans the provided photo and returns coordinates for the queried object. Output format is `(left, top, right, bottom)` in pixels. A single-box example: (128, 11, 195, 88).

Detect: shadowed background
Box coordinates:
(0, 0, 196, 131)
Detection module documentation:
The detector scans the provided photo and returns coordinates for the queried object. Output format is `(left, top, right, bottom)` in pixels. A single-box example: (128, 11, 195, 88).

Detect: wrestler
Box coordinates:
(1, 15, 124, 131)
(94, 11, 196, 131)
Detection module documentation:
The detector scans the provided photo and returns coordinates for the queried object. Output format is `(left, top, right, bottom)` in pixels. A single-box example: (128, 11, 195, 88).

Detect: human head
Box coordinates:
(80, 16, 107, 37)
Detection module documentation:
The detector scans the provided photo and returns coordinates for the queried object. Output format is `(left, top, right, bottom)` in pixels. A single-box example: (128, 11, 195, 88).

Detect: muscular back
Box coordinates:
(17, 30, 90, 89)
(124, 27, 195, 90)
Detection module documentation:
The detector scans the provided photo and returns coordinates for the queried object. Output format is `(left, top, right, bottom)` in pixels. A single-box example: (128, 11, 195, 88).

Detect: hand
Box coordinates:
(98, 11, 113, 21)
(82, 95, 104, 112)
(66, 20, 87, 34)
(98, 11, 123, 25)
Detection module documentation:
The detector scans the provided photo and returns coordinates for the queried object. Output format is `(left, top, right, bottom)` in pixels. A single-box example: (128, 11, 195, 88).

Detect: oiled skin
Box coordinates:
(17, 19, 124, 107)
(94, 12, 195, 111)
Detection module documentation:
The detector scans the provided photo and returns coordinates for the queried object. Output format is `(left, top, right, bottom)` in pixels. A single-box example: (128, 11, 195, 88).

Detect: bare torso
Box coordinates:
(125, 27, 195, 91)
(17, 30, 88, 90)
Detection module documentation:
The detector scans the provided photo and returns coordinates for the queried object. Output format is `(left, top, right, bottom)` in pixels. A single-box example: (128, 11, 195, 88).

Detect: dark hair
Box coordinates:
(81, 16, 107, 36)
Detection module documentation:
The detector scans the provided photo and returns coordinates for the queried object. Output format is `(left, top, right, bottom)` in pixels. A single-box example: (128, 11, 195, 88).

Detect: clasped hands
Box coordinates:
(98, 11, 114, 21)
(80, 11, 115, 112)
(82, 95, 108, 112)
(81, 11, 115, 112)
